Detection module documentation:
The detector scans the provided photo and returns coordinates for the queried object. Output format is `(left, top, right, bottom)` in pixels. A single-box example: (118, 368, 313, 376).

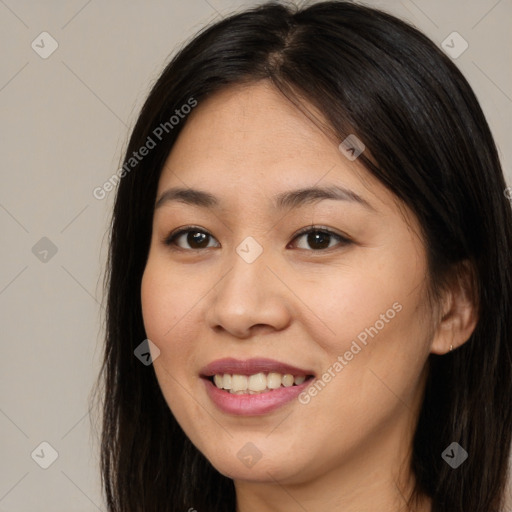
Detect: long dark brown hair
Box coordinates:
(92, 1, 512, 511)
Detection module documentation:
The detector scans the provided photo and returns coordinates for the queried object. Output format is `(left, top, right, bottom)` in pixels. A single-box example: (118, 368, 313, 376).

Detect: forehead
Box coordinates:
(175, 82, 335, 163)
(158, 82, 379, 199)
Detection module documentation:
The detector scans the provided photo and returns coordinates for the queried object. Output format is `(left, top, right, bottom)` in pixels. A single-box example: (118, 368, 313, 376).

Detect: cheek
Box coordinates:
(141, 256, 197, 342)
(304, 244, 431, 408)
(141, 276, 168, 340)
(140, 260, 201, 417)
(140, 259, 197, 377)
(307, 252, 424, 355)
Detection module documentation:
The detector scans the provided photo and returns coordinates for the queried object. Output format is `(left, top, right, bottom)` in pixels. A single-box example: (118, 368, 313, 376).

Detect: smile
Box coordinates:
(200, 358, 315, 415)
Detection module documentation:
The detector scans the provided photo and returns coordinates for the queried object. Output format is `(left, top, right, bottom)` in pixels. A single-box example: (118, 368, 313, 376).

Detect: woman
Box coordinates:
(95, 1, 512, 511)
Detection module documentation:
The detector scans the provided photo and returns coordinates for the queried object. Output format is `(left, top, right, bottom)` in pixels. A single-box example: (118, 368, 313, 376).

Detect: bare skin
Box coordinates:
(141, 80, 477, 512)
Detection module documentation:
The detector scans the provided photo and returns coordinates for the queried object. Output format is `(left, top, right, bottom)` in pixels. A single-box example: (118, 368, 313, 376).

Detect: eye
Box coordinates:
(163, 226, 220, 250)
(289, 226, 352, 251)
(163, 225, 352, 252)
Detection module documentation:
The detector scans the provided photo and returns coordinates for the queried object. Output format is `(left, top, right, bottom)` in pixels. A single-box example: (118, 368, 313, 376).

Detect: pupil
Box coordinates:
(189, 231, 208, 248)
(308, 231, 330, 249)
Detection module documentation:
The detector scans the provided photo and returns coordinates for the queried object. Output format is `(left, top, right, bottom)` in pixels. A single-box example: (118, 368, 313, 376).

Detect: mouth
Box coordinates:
(205, 372, 314, 395)
(200, 358, 315, 414)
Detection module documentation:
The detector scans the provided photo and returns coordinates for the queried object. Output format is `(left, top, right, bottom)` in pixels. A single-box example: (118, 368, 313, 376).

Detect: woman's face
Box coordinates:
(141, 80, 437, 487)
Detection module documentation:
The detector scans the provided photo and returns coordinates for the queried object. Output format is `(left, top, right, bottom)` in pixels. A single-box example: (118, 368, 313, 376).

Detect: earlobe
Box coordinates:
(429, 260, 479, 355)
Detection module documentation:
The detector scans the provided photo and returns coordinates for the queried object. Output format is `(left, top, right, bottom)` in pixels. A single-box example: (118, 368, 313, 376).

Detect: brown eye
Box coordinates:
(164, 227, 219, 250)
(290, 227, 351, 251)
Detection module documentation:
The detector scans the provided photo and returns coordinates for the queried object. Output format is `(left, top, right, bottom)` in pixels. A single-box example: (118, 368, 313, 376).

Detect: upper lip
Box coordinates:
(200, 358, 315, 377)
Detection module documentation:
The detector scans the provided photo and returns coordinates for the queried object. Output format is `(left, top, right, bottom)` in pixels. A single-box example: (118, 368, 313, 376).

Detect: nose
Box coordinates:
(205, 247, 292, 339)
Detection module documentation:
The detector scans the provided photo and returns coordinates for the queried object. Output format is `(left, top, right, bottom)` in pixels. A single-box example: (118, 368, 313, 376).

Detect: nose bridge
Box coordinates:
(220, 236, 269, 308)
(207, 236, 290, 336)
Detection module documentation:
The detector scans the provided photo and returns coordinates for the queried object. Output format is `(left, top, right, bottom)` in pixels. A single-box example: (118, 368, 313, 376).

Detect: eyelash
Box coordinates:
(162, 225, 352, 252)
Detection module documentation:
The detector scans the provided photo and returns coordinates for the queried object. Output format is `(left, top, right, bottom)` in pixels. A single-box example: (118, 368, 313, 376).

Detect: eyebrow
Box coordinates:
(154, 185, 375, 212)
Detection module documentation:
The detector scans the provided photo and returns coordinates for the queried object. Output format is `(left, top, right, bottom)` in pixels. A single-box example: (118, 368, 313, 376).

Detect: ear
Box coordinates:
(430, 260, 479, 355)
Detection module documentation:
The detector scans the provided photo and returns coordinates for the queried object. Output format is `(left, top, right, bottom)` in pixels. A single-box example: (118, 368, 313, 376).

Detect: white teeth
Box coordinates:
(282, 374, 294, 387)
(223, 374, 232, 390)
(232, 374, 248, 392)
(267, 372, 282, 389)
(294, 375, 306, 385)
(211, 372, 309, 394)
(248, 373, 267, 392)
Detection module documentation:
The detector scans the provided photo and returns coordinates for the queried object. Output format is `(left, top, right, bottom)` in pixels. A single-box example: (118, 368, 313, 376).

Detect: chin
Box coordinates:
(202, 442, 311, 484)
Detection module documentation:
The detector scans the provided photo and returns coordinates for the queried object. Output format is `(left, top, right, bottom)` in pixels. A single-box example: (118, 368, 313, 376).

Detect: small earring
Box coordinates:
(449, 344, 453, 352)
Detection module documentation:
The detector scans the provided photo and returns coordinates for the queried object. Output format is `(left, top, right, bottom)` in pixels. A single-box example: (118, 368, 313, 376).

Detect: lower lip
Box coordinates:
(203, 378, 312, 416)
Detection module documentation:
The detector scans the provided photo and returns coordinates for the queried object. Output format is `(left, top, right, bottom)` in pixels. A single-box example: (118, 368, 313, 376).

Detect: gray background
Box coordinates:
(1, 0, 511, 510)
